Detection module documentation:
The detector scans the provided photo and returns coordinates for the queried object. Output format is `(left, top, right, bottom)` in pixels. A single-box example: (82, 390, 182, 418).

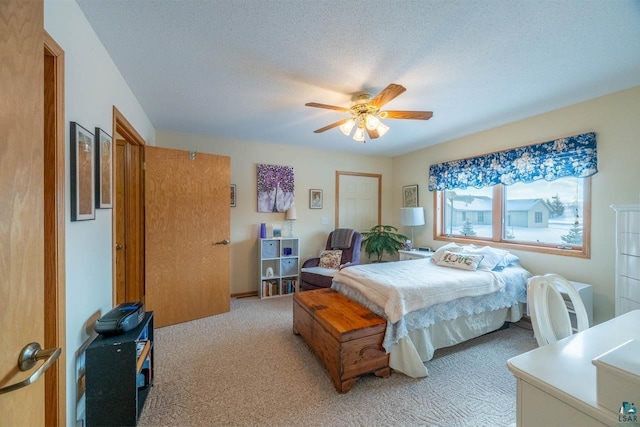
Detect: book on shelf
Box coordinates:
(135, 340, 147, 358)
(138, 354, 152, 389)
(280, 279, 297, 295)
(262, 280, 278, 297)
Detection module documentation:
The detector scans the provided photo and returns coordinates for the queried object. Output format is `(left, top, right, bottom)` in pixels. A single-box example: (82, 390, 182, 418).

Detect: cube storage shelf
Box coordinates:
(259, 238, 300, 299)
(85, 311, 154, 426)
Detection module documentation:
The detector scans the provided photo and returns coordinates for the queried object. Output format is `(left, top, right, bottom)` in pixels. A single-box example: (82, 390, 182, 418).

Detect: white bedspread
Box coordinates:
(332, 259, 506, 323)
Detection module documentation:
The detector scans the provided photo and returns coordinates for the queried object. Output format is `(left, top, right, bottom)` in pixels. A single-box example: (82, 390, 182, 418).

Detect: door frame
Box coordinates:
(335, 171, 382, 228)
(111, 107, 146, 304)
(44, 31, 66, 427)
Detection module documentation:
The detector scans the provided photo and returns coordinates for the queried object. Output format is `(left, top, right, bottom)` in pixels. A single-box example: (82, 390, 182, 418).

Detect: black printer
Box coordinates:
(94, 302, 145, 335)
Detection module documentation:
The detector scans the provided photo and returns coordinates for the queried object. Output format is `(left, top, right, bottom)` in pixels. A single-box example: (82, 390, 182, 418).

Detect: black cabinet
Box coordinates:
(86, 311, 154, 426)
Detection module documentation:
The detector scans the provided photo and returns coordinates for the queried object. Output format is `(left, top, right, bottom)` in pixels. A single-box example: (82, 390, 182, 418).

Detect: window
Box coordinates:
(429, 132, 596, 258)
(443, 186, 493, 239)
(436, 177, 590, 257)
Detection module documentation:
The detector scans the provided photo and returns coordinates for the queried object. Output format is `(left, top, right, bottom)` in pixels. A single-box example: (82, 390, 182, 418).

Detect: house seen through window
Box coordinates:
(438, 176, 589, 255)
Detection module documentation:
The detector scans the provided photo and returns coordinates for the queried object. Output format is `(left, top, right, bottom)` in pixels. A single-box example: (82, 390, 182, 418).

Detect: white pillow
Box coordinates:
(436, 251, 484, 271)
(463, 246, 510, 271)
(496, 253, 520, 270)
(431, 242, 463, 263)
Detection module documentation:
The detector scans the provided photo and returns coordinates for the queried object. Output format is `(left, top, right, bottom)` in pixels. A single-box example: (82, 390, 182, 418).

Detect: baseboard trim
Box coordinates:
(232, 291, 258, 299)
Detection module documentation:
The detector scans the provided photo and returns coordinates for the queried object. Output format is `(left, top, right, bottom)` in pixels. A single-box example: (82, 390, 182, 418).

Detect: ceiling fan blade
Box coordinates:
(365, 127, 380, 139)
(313, 118, 350, 133)
(370, 84, 406, 108)
(383, 110, 433, 120)
(305, 102, 349, 113)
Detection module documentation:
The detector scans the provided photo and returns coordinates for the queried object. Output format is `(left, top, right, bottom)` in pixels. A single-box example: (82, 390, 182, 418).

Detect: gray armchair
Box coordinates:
(300, 229, 361, 291)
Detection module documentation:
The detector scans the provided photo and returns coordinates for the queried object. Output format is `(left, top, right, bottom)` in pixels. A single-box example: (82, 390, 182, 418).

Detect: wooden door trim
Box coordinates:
(44, 30, 66, 427)
(335, 171, 382, 227)
(112, 107, 146, 305)
(113, 107, 146, 147)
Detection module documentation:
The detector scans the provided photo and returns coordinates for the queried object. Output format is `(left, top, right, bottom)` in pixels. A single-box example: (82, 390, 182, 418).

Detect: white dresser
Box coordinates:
(611, 205, 640, 316)
(508, 310, 640, 427)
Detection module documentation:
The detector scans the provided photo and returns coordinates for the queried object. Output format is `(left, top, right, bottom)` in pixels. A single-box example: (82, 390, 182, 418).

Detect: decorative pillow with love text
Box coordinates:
(435, 250, 484, 271)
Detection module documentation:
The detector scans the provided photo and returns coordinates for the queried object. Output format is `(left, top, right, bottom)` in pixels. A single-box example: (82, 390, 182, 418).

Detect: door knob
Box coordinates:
(214, 239, 230, 245)
(0, 343, 61, 395)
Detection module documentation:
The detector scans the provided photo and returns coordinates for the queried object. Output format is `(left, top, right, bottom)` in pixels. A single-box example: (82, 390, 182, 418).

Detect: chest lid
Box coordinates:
(294, 288, 386, 342)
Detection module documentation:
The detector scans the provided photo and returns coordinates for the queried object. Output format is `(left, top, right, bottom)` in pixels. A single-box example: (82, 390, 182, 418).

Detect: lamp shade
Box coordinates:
(285, 207, 297, 220)
(400, 207, 425, 226)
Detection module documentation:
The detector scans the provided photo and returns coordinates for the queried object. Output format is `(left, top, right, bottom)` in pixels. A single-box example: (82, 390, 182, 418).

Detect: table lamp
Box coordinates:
(285, 207, 297, 237)
(400, 207, 425, 249)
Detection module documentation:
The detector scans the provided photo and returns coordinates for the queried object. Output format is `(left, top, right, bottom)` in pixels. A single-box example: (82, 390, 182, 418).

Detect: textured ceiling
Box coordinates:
(75, 0, 640, 157)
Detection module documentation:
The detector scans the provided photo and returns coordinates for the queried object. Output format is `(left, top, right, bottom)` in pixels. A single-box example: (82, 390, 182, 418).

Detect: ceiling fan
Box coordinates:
(305, 84, 433, 142)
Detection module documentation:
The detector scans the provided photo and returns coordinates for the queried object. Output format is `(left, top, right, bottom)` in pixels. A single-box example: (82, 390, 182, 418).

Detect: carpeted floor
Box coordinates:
(138, 296, 537, 427)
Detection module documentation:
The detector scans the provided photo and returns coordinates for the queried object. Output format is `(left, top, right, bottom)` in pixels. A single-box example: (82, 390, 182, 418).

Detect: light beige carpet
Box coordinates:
(138, 296, 536, 427)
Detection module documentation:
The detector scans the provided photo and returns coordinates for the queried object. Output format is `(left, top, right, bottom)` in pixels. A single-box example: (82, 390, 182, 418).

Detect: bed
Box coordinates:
(330, 243, 531, 378)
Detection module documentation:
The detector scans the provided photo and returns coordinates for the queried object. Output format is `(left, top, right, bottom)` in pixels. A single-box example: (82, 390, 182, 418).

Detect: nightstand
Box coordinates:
(398, 250, 434, 261)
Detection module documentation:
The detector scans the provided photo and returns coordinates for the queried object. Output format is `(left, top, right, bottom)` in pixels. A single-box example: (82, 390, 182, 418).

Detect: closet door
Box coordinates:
(145, 146, 231, 327)
(336, 172, 381, 231)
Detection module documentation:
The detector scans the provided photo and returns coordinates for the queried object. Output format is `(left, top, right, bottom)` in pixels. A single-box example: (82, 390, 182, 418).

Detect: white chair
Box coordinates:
(527, 274, 589, 346)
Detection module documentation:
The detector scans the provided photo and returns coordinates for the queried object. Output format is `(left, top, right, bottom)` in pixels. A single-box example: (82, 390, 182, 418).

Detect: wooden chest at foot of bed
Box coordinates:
(293, 288, 390, 393)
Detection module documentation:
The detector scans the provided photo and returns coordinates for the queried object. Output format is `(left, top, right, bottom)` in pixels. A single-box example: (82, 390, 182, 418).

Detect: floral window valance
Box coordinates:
(428, 132, 597, 191)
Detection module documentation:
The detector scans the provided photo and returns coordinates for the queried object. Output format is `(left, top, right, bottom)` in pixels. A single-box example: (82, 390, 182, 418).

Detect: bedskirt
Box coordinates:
(388, 304, 523, 377)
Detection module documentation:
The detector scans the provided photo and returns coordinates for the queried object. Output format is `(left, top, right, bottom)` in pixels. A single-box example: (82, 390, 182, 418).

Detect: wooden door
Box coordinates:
(115, 140, 126, 303)
(0, 0, 46, 424)
(113, 124, 144, 306)
(145, 147, 231, 327)
(336, 172, 381, 231)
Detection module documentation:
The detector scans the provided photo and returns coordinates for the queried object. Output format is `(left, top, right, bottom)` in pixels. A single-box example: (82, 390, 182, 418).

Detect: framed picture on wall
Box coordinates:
(310, 189, 323, 209)
(70, 122, 96, 221)
(230, 184, 236, 207)
(403, 184, 418, 207)
(95, 127, 113, 209)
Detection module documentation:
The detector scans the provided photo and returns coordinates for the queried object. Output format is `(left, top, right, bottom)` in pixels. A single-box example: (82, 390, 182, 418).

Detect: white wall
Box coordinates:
(155, 132, 393, 295)
(393, 86, 640, 325)
(44, 1, 155, 425)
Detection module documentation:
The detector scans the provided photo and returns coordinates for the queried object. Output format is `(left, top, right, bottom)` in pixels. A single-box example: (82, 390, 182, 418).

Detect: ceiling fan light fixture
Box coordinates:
(340, 118, 356, 136)
(376, 121, 389, 137)
(305, 84, 432, 141)
(365, 113, 380, 130)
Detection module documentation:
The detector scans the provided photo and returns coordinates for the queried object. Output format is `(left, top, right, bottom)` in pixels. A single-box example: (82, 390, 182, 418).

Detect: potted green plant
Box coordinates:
(360, 225, 408, 262)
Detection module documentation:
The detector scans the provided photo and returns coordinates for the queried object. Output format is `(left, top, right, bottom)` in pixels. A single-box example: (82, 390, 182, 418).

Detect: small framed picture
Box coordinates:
(403, 184, 418, 207)
(70, 122, 95, 221)
(272, 223, 282, 237)
(95, 127, 113, 209)
(310, 189, 323, 209)
(230, 184, 236, 207)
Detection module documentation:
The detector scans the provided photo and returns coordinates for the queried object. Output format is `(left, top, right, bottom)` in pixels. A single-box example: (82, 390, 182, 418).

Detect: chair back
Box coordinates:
(325, 230, 361, 266)
(528, 274, 589, 347)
